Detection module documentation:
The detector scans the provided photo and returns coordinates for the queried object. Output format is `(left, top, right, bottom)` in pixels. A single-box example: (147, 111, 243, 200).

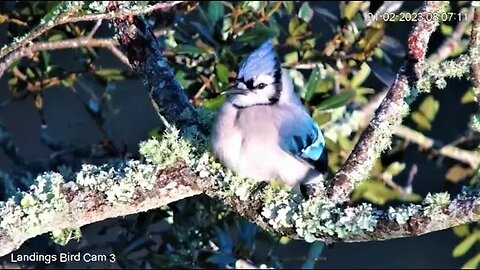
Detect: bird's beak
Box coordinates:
(220, 89, 247, 96)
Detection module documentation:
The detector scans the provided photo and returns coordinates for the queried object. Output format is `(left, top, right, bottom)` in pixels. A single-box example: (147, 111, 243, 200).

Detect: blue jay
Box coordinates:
(211, 40, 328, 196)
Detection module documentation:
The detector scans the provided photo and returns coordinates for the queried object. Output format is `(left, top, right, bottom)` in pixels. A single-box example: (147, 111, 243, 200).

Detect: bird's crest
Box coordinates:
(238, 40, 280, 82)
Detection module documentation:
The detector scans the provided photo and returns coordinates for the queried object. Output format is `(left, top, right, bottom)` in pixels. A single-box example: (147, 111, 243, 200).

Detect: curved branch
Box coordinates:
(361, 91, 480, 168)
(0, 38, 125, 78)
(328, 1, 447, 203)
(1, 138, 480, 257)
(0, 2, 85, 60)
(428, 7, 474, 65)
(0, 162, 202, 257)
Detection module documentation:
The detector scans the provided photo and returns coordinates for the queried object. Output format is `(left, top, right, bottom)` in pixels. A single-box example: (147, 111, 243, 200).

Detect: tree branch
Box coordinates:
(328, 1, 447, 203)
(0, 1, 183, 61)
(2, 128, 480, 257)
(0, 161, 202, 257)
(427, 7, 474, 65)
(0, 2, 85, 60)
(359, 90, 480, 168)
(0, 38, 123, 78)
(470, 4, 480, 105)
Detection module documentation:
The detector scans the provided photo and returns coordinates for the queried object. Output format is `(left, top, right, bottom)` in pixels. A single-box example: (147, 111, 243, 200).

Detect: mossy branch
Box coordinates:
(470, 5, 480, 105)
(328, 1, 448, 203)
(0, 1, 183, 62)
(0, 159, 202, 257)
(2, 126, 480, 257)
(0, 37, 130, 78)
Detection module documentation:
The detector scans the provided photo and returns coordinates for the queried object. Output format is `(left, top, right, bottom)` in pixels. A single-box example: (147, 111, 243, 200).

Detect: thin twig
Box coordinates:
(395, 125, 480, 168)
(194, 74, 215, 100)
(360, 90, 480, 168)
(428, 8, 474, 64)
(87, 19, 103, 39)
(106, 44, 130, 66)
(0, 2, 85, 59)
(0, 38, 120, 78)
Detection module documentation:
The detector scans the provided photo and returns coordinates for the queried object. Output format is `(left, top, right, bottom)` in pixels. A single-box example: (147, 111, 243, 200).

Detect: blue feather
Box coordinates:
(280, 122, 328, 172)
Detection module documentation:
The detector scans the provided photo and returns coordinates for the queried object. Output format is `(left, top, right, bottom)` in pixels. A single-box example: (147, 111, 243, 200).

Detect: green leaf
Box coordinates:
(35, 94, 43, 111)
(279, 236, 291, 245)
(411, 95, 439, 131)
(305, 65, 321, 102)
(315, 78, 334, 94)
(446, 165, 473, 183)
(95, 69, 126, 81)
(208, 1, 224, 26)
(462, 88, 476, 104)
(462, 253, 480, 269)
(203, 94, 227, 111)
(351, 180, 399, 205)
(0, 14, 7, 24)
(411, 112, 432, 130)
(316, 91, 355, 111)
(245, 1, 265, 11)
(298, 2, 314, 23)
(453, 225, 471, 238)
(283, 1, 294, 15)
(51, 228, 82, 246)
(453, 232, 480, 257)
(41, 51, 51, 70)
(343, 1, 362, 20)
(402, 193, 423, 203)
(351, 62, 371, 89)
(26, 68, 35, 79)
(359, 27, 385, 53)
(441, 24, 453, 36)
(385, 162, 406, 177)
(313, 110, 332, 125)
(215, 64, 230, 84)
(48, 32, 66, 42)
(175, 70, 194, 89)
(284, 51, 299, 65)
(172, 44, 206, 55)
(419, 95, 440, 121)
(338, 136, 352, 152)
(292, 22, 308, 37)
(288, 17, 300, 35)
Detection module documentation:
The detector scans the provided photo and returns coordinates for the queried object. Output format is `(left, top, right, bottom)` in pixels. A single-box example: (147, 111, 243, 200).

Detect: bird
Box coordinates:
(211, 40, 328, 197)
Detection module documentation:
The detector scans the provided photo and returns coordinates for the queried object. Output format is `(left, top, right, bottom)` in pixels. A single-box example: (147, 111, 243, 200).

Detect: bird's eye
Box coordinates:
(257, 83, 267, 89)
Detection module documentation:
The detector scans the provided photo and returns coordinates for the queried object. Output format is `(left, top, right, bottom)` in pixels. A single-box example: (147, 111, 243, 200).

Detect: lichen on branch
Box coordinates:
(328, 1, 449, 203)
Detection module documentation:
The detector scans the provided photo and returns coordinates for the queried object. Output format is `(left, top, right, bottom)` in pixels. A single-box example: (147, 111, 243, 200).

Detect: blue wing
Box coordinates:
(280, 120, 328, 173)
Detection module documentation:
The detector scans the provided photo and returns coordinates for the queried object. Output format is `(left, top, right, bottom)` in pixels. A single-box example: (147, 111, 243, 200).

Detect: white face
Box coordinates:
(227, 73, 280, 108)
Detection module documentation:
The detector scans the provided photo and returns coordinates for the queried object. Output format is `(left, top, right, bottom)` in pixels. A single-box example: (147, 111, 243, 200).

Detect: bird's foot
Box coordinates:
(300, 183, 322, 200)
(251, 181, 269, 195)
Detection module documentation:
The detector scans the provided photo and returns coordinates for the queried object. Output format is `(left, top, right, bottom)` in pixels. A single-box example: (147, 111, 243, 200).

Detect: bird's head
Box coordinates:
(223, 40, 283, 108)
